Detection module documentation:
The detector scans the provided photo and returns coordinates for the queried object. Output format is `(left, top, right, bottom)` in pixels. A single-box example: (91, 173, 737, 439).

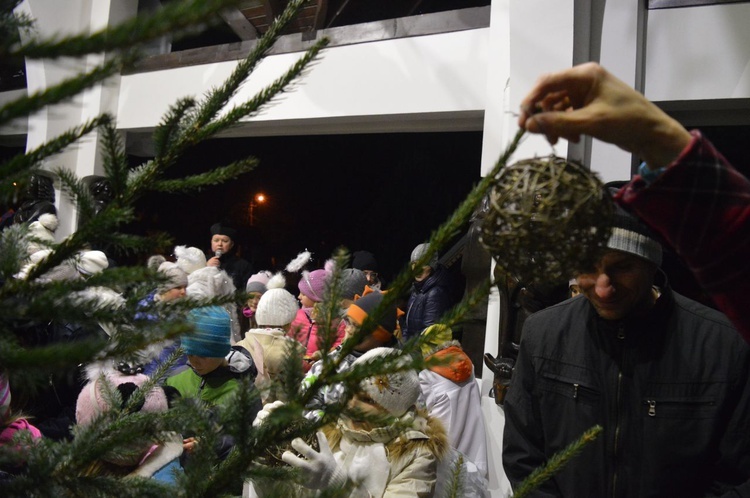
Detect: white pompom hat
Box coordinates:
(352, 347, 420, 417)
(255, 273, 299, 327)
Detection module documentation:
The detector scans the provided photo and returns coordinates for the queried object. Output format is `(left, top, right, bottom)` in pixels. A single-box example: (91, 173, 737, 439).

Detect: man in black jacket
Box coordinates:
(502, 200, 750, 497)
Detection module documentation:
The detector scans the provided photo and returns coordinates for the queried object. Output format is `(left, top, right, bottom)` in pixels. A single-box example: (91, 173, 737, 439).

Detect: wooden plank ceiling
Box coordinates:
(223, 0, 431, 39)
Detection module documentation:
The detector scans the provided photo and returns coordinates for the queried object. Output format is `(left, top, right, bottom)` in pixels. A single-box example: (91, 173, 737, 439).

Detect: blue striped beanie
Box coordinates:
(183, 306, 231, 358)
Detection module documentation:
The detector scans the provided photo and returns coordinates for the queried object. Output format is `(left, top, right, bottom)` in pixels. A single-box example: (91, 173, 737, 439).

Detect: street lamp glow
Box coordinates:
(249, 192, 266, 226)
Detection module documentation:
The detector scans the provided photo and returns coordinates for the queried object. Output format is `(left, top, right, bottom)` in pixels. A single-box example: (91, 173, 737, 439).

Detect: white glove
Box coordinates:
(281, 430, 347, 490)
(347, 442, 389, 498)
(252, 400, 285, 428)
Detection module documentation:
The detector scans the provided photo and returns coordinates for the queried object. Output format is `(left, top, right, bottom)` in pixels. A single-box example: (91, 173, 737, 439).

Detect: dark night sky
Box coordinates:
(132, 131, 483, 282)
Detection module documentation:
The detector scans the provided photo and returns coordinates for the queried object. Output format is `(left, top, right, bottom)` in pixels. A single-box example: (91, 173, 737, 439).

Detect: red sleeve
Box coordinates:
(615, 131, 750, 342)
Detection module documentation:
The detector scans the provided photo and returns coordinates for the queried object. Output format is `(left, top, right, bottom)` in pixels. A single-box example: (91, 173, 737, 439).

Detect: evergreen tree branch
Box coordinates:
(512, 425, 603, 498)
(5, 0, 243, 59)
(197, 37, 329, 143)
(0, 56, 132, 129)
(192, 0, 311, 128)
(100, 118, 129, 198)
(149, 157, 260, 193)
(0, 115, 109, 202)
(152, 97, 197, 159)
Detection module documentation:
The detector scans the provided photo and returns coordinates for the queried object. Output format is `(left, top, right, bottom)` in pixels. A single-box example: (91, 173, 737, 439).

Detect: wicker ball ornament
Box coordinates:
(480, 155, 614, 284)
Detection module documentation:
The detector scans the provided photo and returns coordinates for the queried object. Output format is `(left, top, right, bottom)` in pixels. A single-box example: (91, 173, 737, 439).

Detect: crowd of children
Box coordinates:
(2, 218, 487, 497)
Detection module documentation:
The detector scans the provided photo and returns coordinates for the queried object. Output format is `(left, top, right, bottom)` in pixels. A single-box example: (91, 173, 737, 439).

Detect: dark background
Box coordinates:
(130, 131, 483, 283)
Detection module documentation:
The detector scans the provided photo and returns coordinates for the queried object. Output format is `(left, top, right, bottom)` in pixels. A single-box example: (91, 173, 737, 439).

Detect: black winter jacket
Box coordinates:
(503, 288, 750, 498)
(403, 265, 453, 341)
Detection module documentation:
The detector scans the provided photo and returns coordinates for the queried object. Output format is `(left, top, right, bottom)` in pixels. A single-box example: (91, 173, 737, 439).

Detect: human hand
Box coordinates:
(206, 257, 221, 267)
(252, 400, 285, 427)
(518, 62, 691, 169)
(183, 436, 198, 454)
(281, 431, 347, 490)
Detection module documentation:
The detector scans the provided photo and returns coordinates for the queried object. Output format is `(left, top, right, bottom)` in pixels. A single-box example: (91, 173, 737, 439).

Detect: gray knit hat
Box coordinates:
(341, 268, 367, 300)
(606, 186, 662, 266)
(410, 243, 438, 269)
(157, 261, 188, 294)
(246, 270, 272, 294)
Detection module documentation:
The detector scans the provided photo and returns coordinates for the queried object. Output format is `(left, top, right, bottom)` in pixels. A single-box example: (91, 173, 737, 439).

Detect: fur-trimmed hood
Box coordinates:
(424, 341, 474, 383)
(322, 407, 449, 462)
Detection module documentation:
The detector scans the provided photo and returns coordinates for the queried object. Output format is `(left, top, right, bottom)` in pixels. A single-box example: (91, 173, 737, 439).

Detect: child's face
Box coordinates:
(246, 292, 262, 310)
(211, 235, 233, 254)
(346, 390, 389, 428)
(160, 285, 186, 302)
(343, 316, 359, 341)
(298, 292, 316, 309)
(187, 355, 224, 376)
(411, 263, 432, 283)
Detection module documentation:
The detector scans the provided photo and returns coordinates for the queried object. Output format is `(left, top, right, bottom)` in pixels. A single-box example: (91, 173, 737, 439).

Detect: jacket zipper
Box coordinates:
(612, 323, 625, 498)
(643, 398, 715, 417)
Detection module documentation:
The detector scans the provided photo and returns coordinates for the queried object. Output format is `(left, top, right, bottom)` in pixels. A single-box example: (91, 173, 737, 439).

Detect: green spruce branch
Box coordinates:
(512, 425, 603, 498)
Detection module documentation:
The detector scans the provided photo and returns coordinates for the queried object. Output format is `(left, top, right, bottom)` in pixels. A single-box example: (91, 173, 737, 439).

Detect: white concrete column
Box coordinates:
(17, 0, 137, 237)
(479, 1, 575, 496)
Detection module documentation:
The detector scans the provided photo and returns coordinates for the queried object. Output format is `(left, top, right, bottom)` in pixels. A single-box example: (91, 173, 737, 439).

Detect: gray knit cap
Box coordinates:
(341, 268, 367, 300)
(410, 243, 438, 269)
(157, 261, 188, 293)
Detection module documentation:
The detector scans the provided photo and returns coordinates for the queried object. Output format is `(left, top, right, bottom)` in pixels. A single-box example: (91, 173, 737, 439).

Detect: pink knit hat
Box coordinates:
(297, 261, 333, 303)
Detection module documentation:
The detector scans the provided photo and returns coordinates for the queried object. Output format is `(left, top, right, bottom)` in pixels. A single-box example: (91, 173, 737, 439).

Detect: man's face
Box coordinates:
(576, 250, 656, 321)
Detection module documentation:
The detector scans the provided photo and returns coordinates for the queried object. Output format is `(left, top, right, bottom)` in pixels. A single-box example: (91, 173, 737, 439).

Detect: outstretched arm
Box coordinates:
(518, 62, 691, 170)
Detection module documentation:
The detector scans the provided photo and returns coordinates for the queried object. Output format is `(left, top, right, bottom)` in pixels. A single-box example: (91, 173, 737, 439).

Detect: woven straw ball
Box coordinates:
(480, 155, 613, 284)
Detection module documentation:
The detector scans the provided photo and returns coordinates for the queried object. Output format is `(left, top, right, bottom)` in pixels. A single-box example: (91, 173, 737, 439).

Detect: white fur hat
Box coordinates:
(26, 213, 58, 255)
(76, 250, 109, 276)
(186, 266, 235, 298)
(352, 347, 420, 417)
(255, 273, 299, 327)
(174, 245, 207, 275)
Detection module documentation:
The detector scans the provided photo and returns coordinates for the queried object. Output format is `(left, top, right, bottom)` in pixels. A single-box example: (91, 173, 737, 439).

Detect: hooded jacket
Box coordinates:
(321, 408, 449, 497)
(419, 342, 488, 479)
(503, 286, 750, 498)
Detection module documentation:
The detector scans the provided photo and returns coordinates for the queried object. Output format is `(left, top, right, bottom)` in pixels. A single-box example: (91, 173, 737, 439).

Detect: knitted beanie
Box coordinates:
(606, 185, 662, 266)
(256, 273, 299, 327)
(186, 266, 236, 299)
(146, 254, 167, 272)
(0, 373, 10, 423)
(352, 250, 378, 272)
(246, 270, 272, 294)
(76, 250, 109, 276)
(75, 369, 169, 427)
(341, 268, 368, 300)
(298, 263, 332, 303)
(410, 243, 438, 269)
(182, 306, 231, 358)
(346, 291, 397, 343)
(156, 261, 188, 294)
(174, 245, 207, 275)
(352, 347, 420, 417)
